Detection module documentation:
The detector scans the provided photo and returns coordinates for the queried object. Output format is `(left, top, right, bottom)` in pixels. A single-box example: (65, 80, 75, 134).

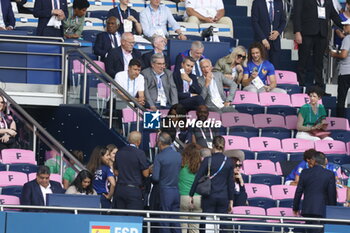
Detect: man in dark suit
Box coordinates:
(174, 41, 205, 77)
(105, 32, 143, 78)
(0, 0, 15, 30)
(173, 56, 204, 111)
(142, 53, 178, 110)
(33, 0, 68, 37)
(20, 165, 65, 207)
(113, 131, 150, 210)
(93, 16, 121, 61)
(293, 152, 337, 233)
(294, 0, 342, 89)
(251, 0, 286, 68)
(142, 35, 170, 69)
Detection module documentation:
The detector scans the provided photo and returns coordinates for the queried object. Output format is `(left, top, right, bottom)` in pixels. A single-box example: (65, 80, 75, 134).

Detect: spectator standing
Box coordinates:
(0, 95, 17, 150)
(174, 41, 205, 77)
(140, 0, 186, 40)
(65, 170, 97, 195)
(0, 0, 15, 30)
(33, 0, 68, 37)
(184, 0, 233, 37)
(293, 0, 342, 89)
(179, 143, 202, 233)
(93, 16, 121, 61)
(142, 53, 178, 110)
(113, 131, 150, 210)
(214, 46, 247, 85)
(62, 0, 90, 39)
(153, 132, 182, 233)
(107, 0, 142, 35)
(333, 0, 350, 49)
(242, 42, 286, 93)
(198, 59, 237, 113)
(86, 146, 116, 208)
(106, 144, 118, 173)
(105, 32, 143, 78)
(142, 35, 170, 69)
(251, 0, 286, 68)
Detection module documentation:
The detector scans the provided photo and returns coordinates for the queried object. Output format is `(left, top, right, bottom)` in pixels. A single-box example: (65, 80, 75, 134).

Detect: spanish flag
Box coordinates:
(91, 225, 111, 233)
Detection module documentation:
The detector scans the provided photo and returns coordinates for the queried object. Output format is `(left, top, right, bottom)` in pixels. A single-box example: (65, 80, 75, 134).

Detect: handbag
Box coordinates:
(309, 116, 331, 139)
(196, 156, 227, 196)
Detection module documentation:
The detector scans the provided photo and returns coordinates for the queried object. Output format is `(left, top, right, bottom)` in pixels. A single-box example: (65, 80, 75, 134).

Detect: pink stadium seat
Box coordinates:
(97, 83, 110, 99)
(281, 138, 314, 152)
(149, 132, 158, 148)
(291, 94, 322, 107)
(243, 160, 278, 175)
(1, 149, 36, 165)
(208, 112, 221, 122)
(122, 108, 137, 123)
(232, 91, 259, 105)
(159, 109, 169, 118)
(0, 195, 20, 205)
(244, 183, 272, 198)
(275, 162, 283, 176)
(249, 137, 282, 152)
(0, 171, 28, 187)
(253, 114, 286, 128)
(326, 117, 350, 131)
(337, 188, 346, 203)
(314, 140, 347, 154)
(266, 207, 301, 222)
(223, 135, 250, 150)
(72, 59, 105, 74)
(28, 173, 62, 185)
(187, 110, 197, 120)
(271, 185, 297, 200)
(221, 112, 254, 128)
(232, 206, 266, 220)
(259, 93, 291, 106)
(285, 115, 298, 130)
(274, 70, 299, 85)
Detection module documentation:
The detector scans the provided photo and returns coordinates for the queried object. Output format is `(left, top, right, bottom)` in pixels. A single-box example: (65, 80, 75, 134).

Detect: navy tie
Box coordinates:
(112, 34, 118, 47)
(53, 0, 58, 9)
(269, 1, 274, 24)
(195, 61, 200, 76)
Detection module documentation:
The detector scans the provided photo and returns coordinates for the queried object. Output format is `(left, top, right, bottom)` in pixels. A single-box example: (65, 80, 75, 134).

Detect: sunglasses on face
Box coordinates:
(237, 54, 246, 59)
(235, 164, 243, 168)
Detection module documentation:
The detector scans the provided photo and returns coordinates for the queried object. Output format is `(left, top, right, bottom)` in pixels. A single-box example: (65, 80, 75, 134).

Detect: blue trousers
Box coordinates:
(159, 186, 181, 233)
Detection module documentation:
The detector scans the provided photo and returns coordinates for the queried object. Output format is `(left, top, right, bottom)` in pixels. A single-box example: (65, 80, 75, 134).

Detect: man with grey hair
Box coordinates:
(174, 41, 206, 77)
(142, 35, 170, 69)
(198, 59, 237, 113)
(153, 132, 182, 233)
(142, 53, 178, 111)
(105, 32, 143, 78)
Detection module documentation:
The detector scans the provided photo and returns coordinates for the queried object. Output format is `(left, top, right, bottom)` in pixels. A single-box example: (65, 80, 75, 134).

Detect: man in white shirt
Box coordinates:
(20, 166, 65, 208)
(185, 0, 233, 37)
(115, 58, 145, 109)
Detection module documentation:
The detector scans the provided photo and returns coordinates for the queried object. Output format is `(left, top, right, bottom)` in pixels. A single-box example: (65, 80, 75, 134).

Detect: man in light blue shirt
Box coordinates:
(140, 0, 186, 40)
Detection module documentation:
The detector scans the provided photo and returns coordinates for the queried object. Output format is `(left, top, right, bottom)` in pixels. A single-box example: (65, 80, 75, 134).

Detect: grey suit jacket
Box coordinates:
(198, 71, 237, 108)
(142, 67, 178, 107)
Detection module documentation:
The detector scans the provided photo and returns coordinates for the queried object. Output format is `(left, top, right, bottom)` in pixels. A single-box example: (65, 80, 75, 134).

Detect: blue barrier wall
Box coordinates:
(325, 225, 350, 233)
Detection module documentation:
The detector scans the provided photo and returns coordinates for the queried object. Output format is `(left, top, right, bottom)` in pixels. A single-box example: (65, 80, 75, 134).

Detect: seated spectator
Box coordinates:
(0, 0, 15, 30)
(214, 46, 247, 85)
(175, 41, 205, 77)
(142, 35, 170, 69)
(93, 16, 121, 61)
(142, 53, 178, 110)
(242, 42, 286, 93)
(173, 56, 204, 112)
(65, 170, 97, 195)
(296, 86, 333, 141)
(62, 0, 89, 39)
(198, 59, 237, 113)
(33, 0, 68, 37)
(20, 165, 65, 206)
(164, 104, 192, 144)
(86, 146, 116, 208)
(0, 95, 17, 150)
(140, 0, 186, 40)
(107, 0, 142, 35)
(184, 0, 233, 37)
(179, 143, 203, 233)
(63, 150, 84, 189)
(114, 59, 146, 108)
(191, 105, 219, 148)
(106, 144, 118, 173)
(105, 32, 143, 78)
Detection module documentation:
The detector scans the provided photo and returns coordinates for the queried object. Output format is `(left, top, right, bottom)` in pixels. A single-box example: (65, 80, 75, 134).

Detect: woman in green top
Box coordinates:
(178, 143, 202, 233)
(63, 0, 90, 39)
(296, 86, 333, 141)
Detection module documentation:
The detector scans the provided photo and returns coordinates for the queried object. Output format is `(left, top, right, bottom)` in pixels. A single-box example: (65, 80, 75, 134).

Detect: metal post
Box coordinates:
(213, 215, 218, 233)
(147, 212, 151, 233)
(63, 52, 69, 104)
(136, 108, 140, 132)
(83, 59, 88, 104)
(109, 85, 113, 129)
(33, 125, 37, 155)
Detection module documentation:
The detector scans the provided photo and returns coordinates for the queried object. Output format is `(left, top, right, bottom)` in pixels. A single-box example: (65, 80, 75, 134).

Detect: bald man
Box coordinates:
(112, 131, 150, 210)
(105, 32, 144, 78)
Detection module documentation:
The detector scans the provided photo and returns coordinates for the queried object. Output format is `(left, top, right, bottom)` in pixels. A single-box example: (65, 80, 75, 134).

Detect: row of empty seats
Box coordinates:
(0, 171, 62, 187)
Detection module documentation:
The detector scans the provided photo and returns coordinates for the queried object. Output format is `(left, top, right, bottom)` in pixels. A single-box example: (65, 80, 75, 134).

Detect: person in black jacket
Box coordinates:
(173, 56, 204, 111)
(142, 35, 170, 69)
(190, 136, 234, 231)
(231, 157, 247, 206)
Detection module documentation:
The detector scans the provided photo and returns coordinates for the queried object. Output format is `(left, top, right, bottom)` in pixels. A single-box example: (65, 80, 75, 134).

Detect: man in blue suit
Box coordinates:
(293, 152, 337, 233)
(0, 0, 15, 30)
(20, 165, 65, 208)
(251, 0, 286, 68)
(33, 0, 68, 37)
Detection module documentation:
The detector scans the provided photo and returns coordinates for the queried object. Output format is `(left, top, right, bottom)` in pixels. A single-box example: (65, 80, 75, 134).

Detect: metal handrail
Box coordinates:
(0, 88, 85, 173)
